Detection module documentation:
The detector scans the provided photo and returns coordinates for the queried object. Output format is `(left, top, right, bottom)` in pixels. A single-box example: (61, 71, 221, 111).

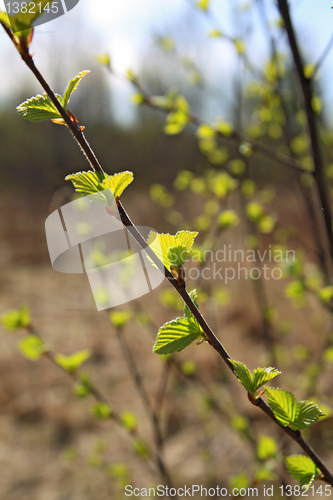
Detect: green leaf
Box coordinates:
(0, 10, 11, 29)
(252, 367, 281, 393)
(167, 245, 187, 269)
(110, 311, 132, 329)
(246, 202, 264, 222)
(291, 401, 326, 431)
(208, 28, 222, 38)
(63, 70, 90, 109)
(16, 0, 56, 29)
(65, 170, 134, 203)
(285, 455, 321, 487)
(120, 411, 138, 432)
(17, 93, 63, 122)
(230, 360, 253, 392)
(234, 40, 246, 54)
(96, 53, 111, 69)
(18, 335, 47, 361)
(229, 473, 250, 491)
(230, 361, 280, 396)
(153, 317, 202, 355)
(55, 350, 90, 373)
(217, 210, 239, 229)
(147, 230, 198, 271)
(74, 373, 92, 398)
(196, 124, 215, 139)
(265, 388, 299, 427)
(91, 402, 112, 419)
(17, 69, 90, 122)
(318, 286, 333, 303)
(215, 121, 233, 137)
(164, 110, 189, 135)
(1, 305, 30, 331)
(131, 92, 145, 105)
(132, 438, 150, 459)
(181, 359, 197, 376)
(196, 0, 209, 11)
(257, 435, 278, 461)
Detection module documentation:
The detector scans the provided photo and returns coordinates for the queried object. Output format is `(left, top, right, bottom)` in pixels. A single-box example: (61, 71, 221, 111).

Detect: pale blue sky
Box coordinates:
(0, 0, 333, 123)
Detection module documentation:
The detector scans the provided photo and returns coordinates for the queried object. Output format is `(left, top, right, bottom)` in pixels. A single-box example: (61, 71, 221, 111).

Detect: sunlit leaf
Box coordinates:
(55, 350, 90, 373)
(291, 401, 326, 431)
(63, 70, 90, 109)
(110, 311, 132, 329)
(18, 335, 47, 361)
(120, 411, 138, 432)
(1, 305, 30, 331)
(65, 170, 133, 203)
(265, 388, 299, 427)
(230, 361, 280, 396)
(17, 93, 63, 122)
(147, 230, 198, 271)
(91, 402, 112, 419)
(153, 317, 203, 355)
(285, 455, 321, 487)
(257, 436, 278, 461)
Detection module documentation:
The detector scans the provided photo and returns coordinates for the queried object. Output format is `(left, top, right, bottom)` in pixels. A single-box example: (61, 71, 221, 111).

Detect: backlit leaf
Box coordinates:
(153, 317, 203, 354)
(285, 455, 321, 487)
(265, 388, 299, 427)
(63, 70, 90, 109)
(17, 93, 63, 122)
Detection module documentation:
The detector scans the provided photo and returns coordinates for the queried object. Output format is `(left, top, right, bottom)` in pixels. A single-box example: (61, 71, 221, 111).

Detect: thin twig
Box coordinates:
(313, 32, 333, 77)
(277, 0, 333, 266)
(115, 328, 175, 489)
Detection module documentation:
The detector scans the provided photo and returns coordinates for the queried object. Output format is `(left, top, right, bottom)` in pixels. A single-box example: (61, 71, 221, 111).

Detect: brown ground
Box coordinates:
(0, 189, 332, 500)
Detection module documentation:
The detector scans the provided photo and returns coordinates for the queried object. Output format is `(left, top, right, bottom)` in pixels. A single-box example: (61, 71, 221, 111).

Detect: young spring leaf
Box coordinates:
(257, 436, 278, 461)
(167, 245, 187, 269)
(164, 110, 189, 135)
(153, 317, 203, 355)
(110, 311, 132, 330)
(18, 335, 47, 360)
(290, 401, 326, 431)
(17, 69, 90, 122)
(266, 388, 326, 430)
(0, 10, 11, 29)
(74, 373, 92, 398)
(65, 170, 134, 204)
(196, 0, 210, 11)
(55, 350, 90, 373)
(285, 455, 321, 487)
(132, 438, 150, 459)
(15, 0, 56, 29)
(230, 360, 280, 397)
(217, 210, 240, 229)
(120, 411, 138, 432)
(265, 388, 299, 427)
(63, 70, 90, 109)
(147, 230, 198, 271)
(1, 305, 30, 331)
(91, 402, 112, 419)
(17, 93, 64, 122)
